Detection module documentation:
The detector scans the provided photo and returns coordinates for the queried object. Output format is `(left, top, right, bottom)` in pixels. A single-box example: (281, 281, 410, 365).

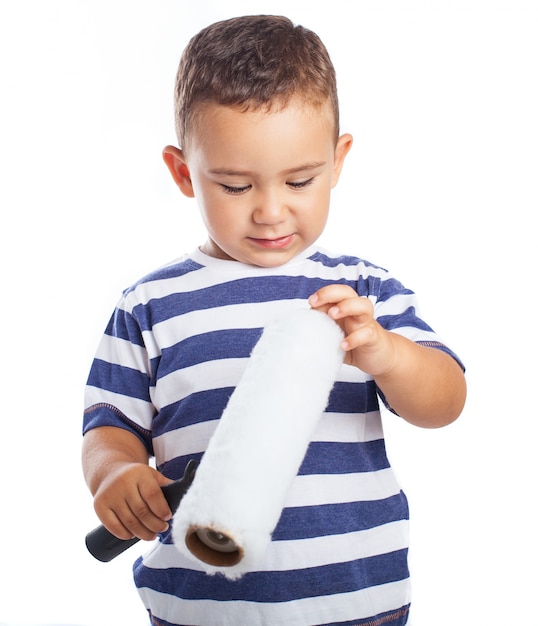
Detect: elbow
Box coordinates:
(406, 374, 467, 429)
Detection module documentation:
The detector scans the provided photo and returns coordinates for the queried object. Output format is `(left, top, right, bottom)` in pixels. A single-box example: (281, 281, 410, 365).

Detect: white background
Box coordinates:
(0, 1, 536, 624)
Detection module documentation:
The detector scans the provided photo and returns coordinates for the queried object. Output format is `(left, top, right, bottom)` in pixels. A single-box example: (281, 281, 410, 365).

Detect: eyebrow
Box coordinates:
(208, 161, 327, 177)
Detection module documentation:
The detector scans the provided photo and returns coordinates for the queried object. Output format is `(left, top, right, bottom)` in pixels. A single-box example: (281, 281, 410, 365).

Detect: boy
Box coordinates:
(82, 15, 466, 626)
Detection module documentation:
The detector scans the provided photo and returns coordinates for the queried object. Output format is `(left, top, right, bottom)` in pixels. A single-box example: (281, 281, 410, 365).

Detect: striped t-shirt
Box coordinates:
(83, 245, 462, 626)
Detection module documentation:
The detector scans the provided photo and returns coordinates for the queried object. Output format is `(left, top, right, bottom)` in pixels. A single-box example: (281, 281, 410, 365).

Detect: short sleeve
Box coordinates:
(83, 299, 155, 454)
(373, 273, 465, 371)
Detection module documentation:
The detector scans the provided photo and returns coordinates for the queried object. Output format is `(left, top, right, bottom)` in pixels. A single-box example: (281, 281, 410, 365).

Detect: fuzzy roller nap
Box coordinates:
(171, 308, 345, 579)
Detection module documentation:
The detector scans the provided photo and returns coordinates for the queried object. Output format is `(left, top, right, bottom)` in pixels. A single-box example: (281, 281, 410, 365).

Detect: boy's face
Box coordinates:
(164, 100, 352, 268)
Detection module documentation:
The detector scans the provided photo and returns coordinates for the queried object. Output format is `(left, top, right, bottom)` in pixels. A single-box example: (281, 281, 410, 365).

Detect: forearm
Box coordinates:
(82, 426, 150, 495)
(375, 333, 466, 428)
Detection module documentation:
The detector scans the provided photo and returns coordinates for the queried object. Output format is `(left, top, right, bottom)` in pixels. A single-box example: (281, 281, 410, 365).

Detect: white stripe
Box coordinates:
(336, 362, 371, 383)
(139, 578, 410, 626)
(152, 358, 246, 407)
(374, 291, 417, 316)
(311, 261, 389, 283)
(153, 360, 369, 413)
(94, 333, 149, 371)
(120, 263, 210, 310)
(154, 419, 219, 460)
(284, 468, 401, 507)
(314, 410, 384, 442)
(144, 519, 408, 573)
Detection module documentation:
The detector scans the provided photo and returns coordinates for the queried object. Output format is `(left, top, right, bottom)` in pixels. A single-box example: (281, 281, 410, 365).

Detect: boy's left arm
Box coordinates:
(309, 285, 466, 428)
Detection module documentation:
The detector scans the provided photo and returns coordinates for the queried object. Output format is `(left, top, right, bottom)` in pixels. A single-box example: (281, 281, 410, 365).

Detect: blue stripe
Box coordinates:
(159, 491, 408, 545)
(135, 548, 409, 603)
(157, 328, 262, 378)
(417, 341, 466, 371)
(160, 492, 407, 546)
(130, 276, 356, 330)
(152, 381, 378, 428)
(86, 359, 151, 402)
(158, 440, 390, 492)
(105, 308, 145, 347)
(158, 452, 204, 480)
(300, 440, 389, 475)
(273, 493, 409, 540)
(156, 380, 379, 434)
(377, 276, 414, 301)
(153, 388, 234, 435)
(327, 380, 379, 413)
(308, 251, 386, 272)
(129, 272, 390, 330)
(378, 306, 433, 333)
(152, 379, 380, 433)
(83, 404, 154, 454)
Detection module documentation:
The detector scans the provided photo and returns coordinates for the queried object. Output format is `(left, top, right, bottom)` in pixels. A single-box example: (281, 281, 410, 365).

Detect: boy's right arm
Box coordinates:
(82, 426, 173, 541)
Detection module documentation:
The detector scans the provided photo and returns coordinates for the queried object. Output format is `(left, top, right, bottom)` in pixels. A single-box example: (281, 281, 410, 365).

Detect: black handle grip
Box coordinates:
(85, 459, 198, 562)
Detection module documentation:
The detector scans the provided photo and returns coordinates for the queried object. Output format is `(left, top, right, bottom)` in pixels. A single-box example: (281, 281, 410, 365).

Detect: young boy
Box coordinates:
(82, 15, 466, 626)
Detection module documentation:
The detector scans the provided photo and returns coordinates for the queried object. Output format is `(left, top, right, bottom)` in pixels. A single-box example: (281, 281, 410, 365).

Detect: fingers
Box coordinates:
(309, 284, 371, 315)
(308, 284, 357, 313)
(95, 467, 173, 541)
(326, 297, 373, 324)
(124, 484, 172, 541)
(339, 324, 379, 352)
(103, 506, 165, 543)
(308, 285, 374, 335)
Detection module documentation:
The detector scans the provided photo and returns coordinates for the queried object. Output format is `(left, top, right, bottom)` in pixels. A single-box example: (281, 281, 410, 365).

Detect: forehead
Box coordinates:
(185, 98, 337, 154)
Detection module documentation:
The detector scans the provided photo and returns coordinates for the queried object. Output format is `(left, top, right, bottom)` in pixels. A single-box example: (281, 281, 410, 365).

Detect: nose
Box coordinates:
(252, 190, 288, 225)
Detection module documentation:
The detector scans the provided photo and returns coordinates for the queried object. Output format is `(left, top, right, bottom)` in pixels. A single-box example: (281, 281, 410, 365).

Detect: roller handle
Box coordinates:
(85, 459, 198, 562)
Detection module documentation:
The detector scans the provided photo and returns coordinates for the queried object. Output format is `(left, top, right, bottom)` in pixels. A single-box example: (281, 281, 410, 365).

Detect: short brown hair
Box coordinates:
(174, 15, 339, 150)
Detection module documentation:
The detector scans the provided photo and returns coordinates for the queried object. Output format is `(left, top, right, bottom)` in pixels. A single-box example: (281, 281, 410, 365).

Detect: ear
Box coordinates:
(162, 145, 195, 198)
(331, 133, 353, 188)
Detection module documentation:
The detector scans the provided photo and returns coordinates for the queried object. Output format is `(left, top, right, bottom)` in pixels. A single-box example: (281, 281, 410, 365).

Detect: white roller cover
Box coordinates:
(172, 308, 345, 579)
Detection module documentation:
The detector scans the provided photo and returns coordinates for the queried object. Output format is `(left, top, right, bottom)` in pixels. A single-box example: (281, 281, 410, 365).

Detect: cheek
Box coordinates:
(200, 197, 242, 235)
(301, 188, 330, 223)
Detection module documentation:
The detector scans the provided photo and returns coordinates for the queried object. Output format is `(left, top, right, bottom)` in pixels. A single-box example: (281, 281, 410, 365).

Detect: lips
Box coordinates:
(250, 234, 295, 249)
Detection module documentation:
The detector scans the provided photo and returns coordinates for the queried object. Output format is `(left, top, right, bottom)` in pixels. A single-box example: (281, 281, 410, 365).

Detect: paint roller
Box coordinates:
(172, 308, 344, 578)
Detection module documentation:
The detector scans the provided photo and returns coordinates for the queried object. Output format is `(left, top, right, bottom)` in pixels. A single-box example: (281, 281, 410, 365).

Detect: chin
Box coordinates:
(248, 252, 297, 268)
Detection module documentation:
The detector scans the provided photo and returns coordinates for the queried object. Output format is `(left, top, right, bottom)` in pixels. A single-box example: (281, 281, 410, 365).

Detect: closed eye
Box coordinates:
(221, 184, 252, 195)
(287, 178, 314, 190)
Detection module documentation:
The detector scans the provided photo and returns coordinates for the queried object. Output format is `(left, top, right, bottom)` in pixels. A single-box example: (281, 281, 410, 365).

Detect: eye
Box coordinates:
(287, 177, 314, 190)
(221, 184, 251, 195)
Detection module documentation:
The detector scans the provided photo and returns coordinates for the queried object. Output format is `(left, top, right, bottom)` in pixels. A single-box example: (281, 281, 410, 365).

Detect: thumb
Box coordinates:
(152, 468, 174, 488)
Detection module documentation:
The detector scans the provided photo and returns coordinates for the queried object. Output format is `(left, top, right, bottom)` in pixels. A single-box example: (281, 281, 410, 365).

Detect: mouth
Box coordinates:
(249, 234, 296, 249)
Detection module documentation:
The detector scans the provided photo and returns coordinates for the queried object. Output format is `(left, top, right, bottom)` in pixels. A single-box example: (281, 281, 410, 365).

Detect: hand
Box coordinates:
(309, 284, 467, 427)
(308, 284, 396, 375)
(93, 463, 173, 541)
